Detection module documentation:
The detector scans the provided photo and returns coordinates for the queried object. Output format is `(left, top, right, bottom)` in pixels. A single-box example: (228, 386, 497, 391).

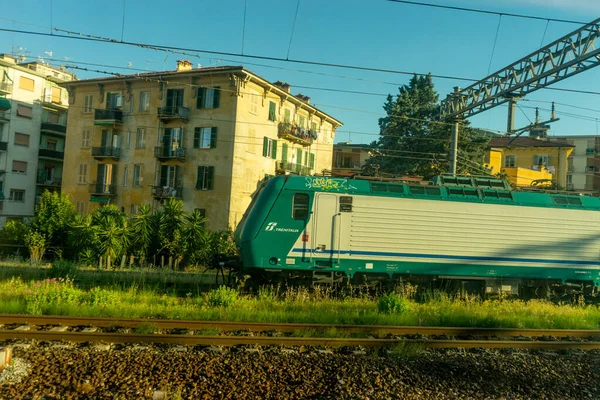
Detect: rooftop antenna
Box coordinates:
(127, 62, 133, 69)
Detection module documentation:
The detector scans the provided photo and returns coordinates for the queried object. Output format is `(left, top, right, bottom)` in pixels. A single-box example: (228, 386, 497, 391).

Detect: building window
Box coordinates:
(268, 101, 276, 121)
(310, 153, 315, 170)
(135, 128, 146, 148)
(82, 130, 91, 148)
(12, 160, 27, 174)
(195, 166, 214, 190)
(299, 115, 305, 128)
(133, 164, 142, 187)
(247, 129, 256, 153)
(16, 105, 33, 118)
(130, 204, 139, 215)
(9, 189, 25, 202)
(123, 166, 128, 187)
(19, 76, 34, 92)
(45, 139, 57, 151)
(194, 127, 217, 149)
(262, 137, 277, 159)
(14, 133, 30, 147)
(128, 94, 134, 113)
(126, 130, 131, 148)
(76, 200, 85, 214)
(139, 92, 150, 112)
(504, 155, 516, 168)
(284, 108, 291, 123)
(533, 155, 549, 168)
(78, 164, 88, 184)
(196, 87, 220, 109)
(84, 95, 93, 113)
(249, 91, 259, 115)
(311, 122, 317, 131)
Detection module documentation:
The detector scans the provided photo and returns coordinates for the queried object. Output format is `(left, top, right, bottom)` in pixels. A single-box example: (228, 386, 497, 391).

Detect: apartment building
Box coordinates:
(0, 54, 75, 226)
(331, 142, 373, 176)
(61, 61, 342, 230)
(551, 135, 600, 192)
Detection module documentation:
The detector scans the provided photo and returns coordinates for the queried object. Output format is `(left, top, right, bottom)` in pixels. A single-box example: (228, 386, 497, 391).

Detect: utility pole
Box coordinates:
(449, 86, 461, 175)
(505, 94, 521, 134)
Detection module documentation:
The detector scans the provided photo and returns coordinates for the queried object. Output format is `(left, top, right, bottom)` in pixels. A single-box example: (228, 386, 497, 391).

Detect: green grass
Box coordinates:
(0, 277, 599, 330)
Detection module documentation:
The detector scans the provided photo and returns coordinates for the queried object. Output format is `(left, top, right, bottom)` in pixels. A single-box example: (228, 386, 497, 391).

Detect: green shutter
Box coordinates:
(297, 148, 303, 166)
(194, 128, 200, 148)
(272, 140, 277, 159)
(310, 153, 315, 169)
(196, 88, 205, 109)
(196, 166, 202, 189)
(268, 101, 276, 121)
(160, 165, 168, 187)
(281, 143, 288, 163)
(210, 127, 217, 148)
(213, 87, 220, 108)
(263, 137, 269, 157)
(207, 166, 214, 190)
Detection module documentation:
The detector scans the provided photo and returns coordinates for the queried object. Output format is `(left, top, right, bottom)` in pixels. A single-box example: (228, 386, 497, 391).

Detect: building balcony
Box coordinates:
(0, 82, 12, 94)
(92, 146, 121, 160)
(94, 109, 123, 126)
(157, 106, 189, 122)
(154, 146, 186, 161)
(278, 123, 316, 147)
(277, 161, 312, 176)
(0, 141, 6, 152)
(586, 166, 596, 173)
(41, 122, 67, 136)
(89, 183, 116, 196)
(38, 148, 65, 161)
(36, 170, 62, 187)
(41, 94, 67, 110)
(586, 148, 598, 155)
(0, 110, 9, 122)
(151, 185, 183, 199)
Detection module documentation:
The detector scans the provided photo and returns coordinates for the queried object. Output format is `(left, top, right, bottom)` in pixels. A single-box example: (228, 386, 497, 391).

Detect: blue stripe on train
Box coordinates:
(290, 248, 600, 267)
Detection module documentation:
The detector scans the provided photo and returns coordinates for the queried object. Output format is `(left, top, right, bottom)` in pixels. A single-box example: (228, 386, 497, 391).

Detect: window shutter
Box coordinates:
(196, 166, 203, 189)
(194, 128, 200, 148)
(175, 165, 181, 186)
(213, 87, 220, 108)
(281, 143, 288, 162)
(96, 164, 105, 184)
(310, 153, 315, 169)
(297, 149, 303, 165)
(272, 140, 277, 159)
(269, 101, 276, 121)
(210, 127, 218, 148)
(196, 88, 205, 109)
(263, 137, 269, 157)
(207, 166, 214, 190)
(160, 165, 168, 187)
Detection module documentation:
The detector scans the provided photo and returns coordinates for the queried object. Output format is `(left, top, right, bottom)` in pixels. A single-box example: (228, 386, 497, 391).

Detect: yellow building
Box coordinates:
(61, 61, 342, 230)
(486, 136, 574, 189)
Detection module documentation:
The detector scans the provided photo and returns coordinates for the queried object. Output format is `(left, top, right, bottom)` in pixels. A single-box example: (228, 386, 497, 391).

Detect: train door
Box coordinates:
(312, 193, 339, 265)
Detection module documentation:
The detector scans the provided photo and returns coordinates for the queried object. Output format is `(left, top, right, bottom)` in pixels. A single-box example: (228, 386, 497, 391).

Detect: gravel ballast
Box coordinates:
(0, 345, 599, 399)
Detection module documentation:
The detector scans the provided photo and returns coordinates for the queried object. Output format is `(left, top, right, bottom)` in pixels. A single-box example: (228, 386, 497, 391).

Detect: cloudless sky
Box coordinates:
(1, 0, 599, 145)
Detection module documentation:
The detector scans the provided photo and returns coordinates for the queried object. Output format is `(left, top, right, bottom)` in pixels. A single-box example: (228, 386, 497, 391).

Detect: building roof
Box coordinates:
(488, 136, 574, 149)
(61, 65, 343, 127)
(334, 142, 375, 149)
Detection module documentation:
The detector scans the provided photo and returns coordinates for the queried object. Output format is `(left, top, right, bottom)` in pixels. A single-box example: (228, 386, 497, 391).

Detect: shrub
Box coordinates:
(378, 293, 411, 314)
(87, 287, 119, 308)
(48, 260, 79, 279)
(206, 286, 238, 307)
(24, 230, 46, 264)
(24, 278, 81, 315)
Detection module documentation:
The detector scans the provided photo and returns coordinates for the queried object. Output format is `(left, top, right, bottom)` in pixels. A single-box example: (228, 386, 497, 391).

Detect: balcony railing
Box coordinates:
(586, 148, 598, 155)
(157, 106, 190, 122)
(277, 161, 312, 176)
(0, 111, 9, 121)
(92, 146, 121, 160)
(38, 148, 65, 160)
(0, 142, 6, 151)
(154, 146, 186, 161)
(41, 122, 67, 135)
(151, 185, 183, 199)
(94, 109, 123, 125)
(90, 183, 116, 196)
(0, 82, 12, 94)
(36, 170, 62, 186)
(278, 123, 316, 146)
(586, 166, 596, 173)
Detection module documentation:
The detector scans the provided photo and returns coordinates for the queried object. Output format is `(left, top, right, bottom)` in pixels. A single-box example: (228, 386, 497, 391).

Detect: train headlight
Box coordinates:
(269, 257, 278, 265)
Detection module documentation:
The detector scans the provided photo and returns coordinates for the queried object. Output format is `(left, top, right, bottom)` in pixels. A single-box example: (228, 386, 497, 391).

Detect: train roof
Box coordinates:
(278, 175, 600, 211)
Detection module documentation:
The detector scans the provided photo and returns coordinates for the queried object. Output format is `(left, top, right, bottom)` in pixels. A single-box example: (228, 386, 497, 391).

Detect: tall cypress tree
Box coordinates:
(365, 75, 491, 179)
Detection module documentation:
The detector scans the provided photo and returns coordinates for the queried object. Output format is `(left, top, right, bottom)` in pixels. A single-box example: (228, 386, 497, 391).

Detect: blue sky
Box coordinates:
(1, 0, 599, 144)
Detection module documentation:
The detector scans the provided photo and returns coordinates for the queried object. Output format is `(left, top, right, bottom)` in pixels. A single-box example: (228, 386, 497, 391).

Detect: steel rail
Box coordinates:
(1, 314, 599, 339)
(1, 330, 600, 350)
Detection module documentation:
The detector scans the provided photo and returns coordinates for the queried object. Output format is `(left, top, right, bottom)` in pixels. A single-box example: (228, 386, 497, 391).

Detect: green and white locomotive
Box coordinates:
(234, 175, 600, 297)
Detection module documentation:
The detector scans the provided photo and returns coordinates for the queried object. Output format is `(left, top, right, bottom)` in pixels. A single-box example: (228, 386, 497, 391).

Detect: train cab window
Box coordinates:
(292, 193, 310, 220)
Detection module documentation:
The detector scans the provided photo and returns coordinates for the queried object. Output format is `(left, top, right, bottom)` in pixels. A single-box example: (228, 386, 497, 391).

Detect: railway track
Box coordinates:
(1, 314, 600, 350)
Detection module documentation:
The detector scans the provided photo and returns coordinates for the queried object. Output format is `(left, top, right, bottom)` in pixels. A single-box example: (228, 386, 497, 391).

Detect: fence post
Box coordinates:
(129, 255, 134, 267)
(120, 255, 126, 269)
(161, 256, 165, 268)
(107, 255, 111, 269)
(168, 256, 173, 269)
(98, 256, 103, 270)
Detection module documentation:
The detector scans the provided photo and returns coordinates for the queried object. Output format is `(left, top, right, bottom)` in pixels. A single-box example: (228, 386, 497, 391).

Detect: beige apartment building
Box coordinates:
(61, 61, 342, 230)
(552, 135, 600, 192)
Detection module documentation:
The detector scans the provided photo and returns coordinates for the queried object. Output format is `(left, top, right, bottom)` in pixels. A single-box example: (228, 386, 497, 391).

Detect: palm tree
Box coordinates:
(182, 209, 208, 266)
(94, 209, 129, 268)
(159, 199, 186, 266)
(129, 204, 154, 264)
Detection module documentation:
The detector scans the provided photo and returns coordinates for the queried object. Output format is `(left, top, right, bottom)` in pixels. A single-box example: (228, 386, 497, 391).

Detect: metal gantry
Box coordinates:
(442, 17, 600, 174)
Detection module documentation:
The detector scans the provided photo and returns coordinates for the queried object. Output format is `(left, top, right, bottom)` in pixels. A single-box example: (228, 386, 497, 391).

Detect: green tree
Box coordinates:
(129, 204, 155, 263)
(67, 214, 98, 265)
(159, 199, 186, 266)
(31, 191, 76, 256)
(365, 75, 491, 179)
(182, 209, 209, 266)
